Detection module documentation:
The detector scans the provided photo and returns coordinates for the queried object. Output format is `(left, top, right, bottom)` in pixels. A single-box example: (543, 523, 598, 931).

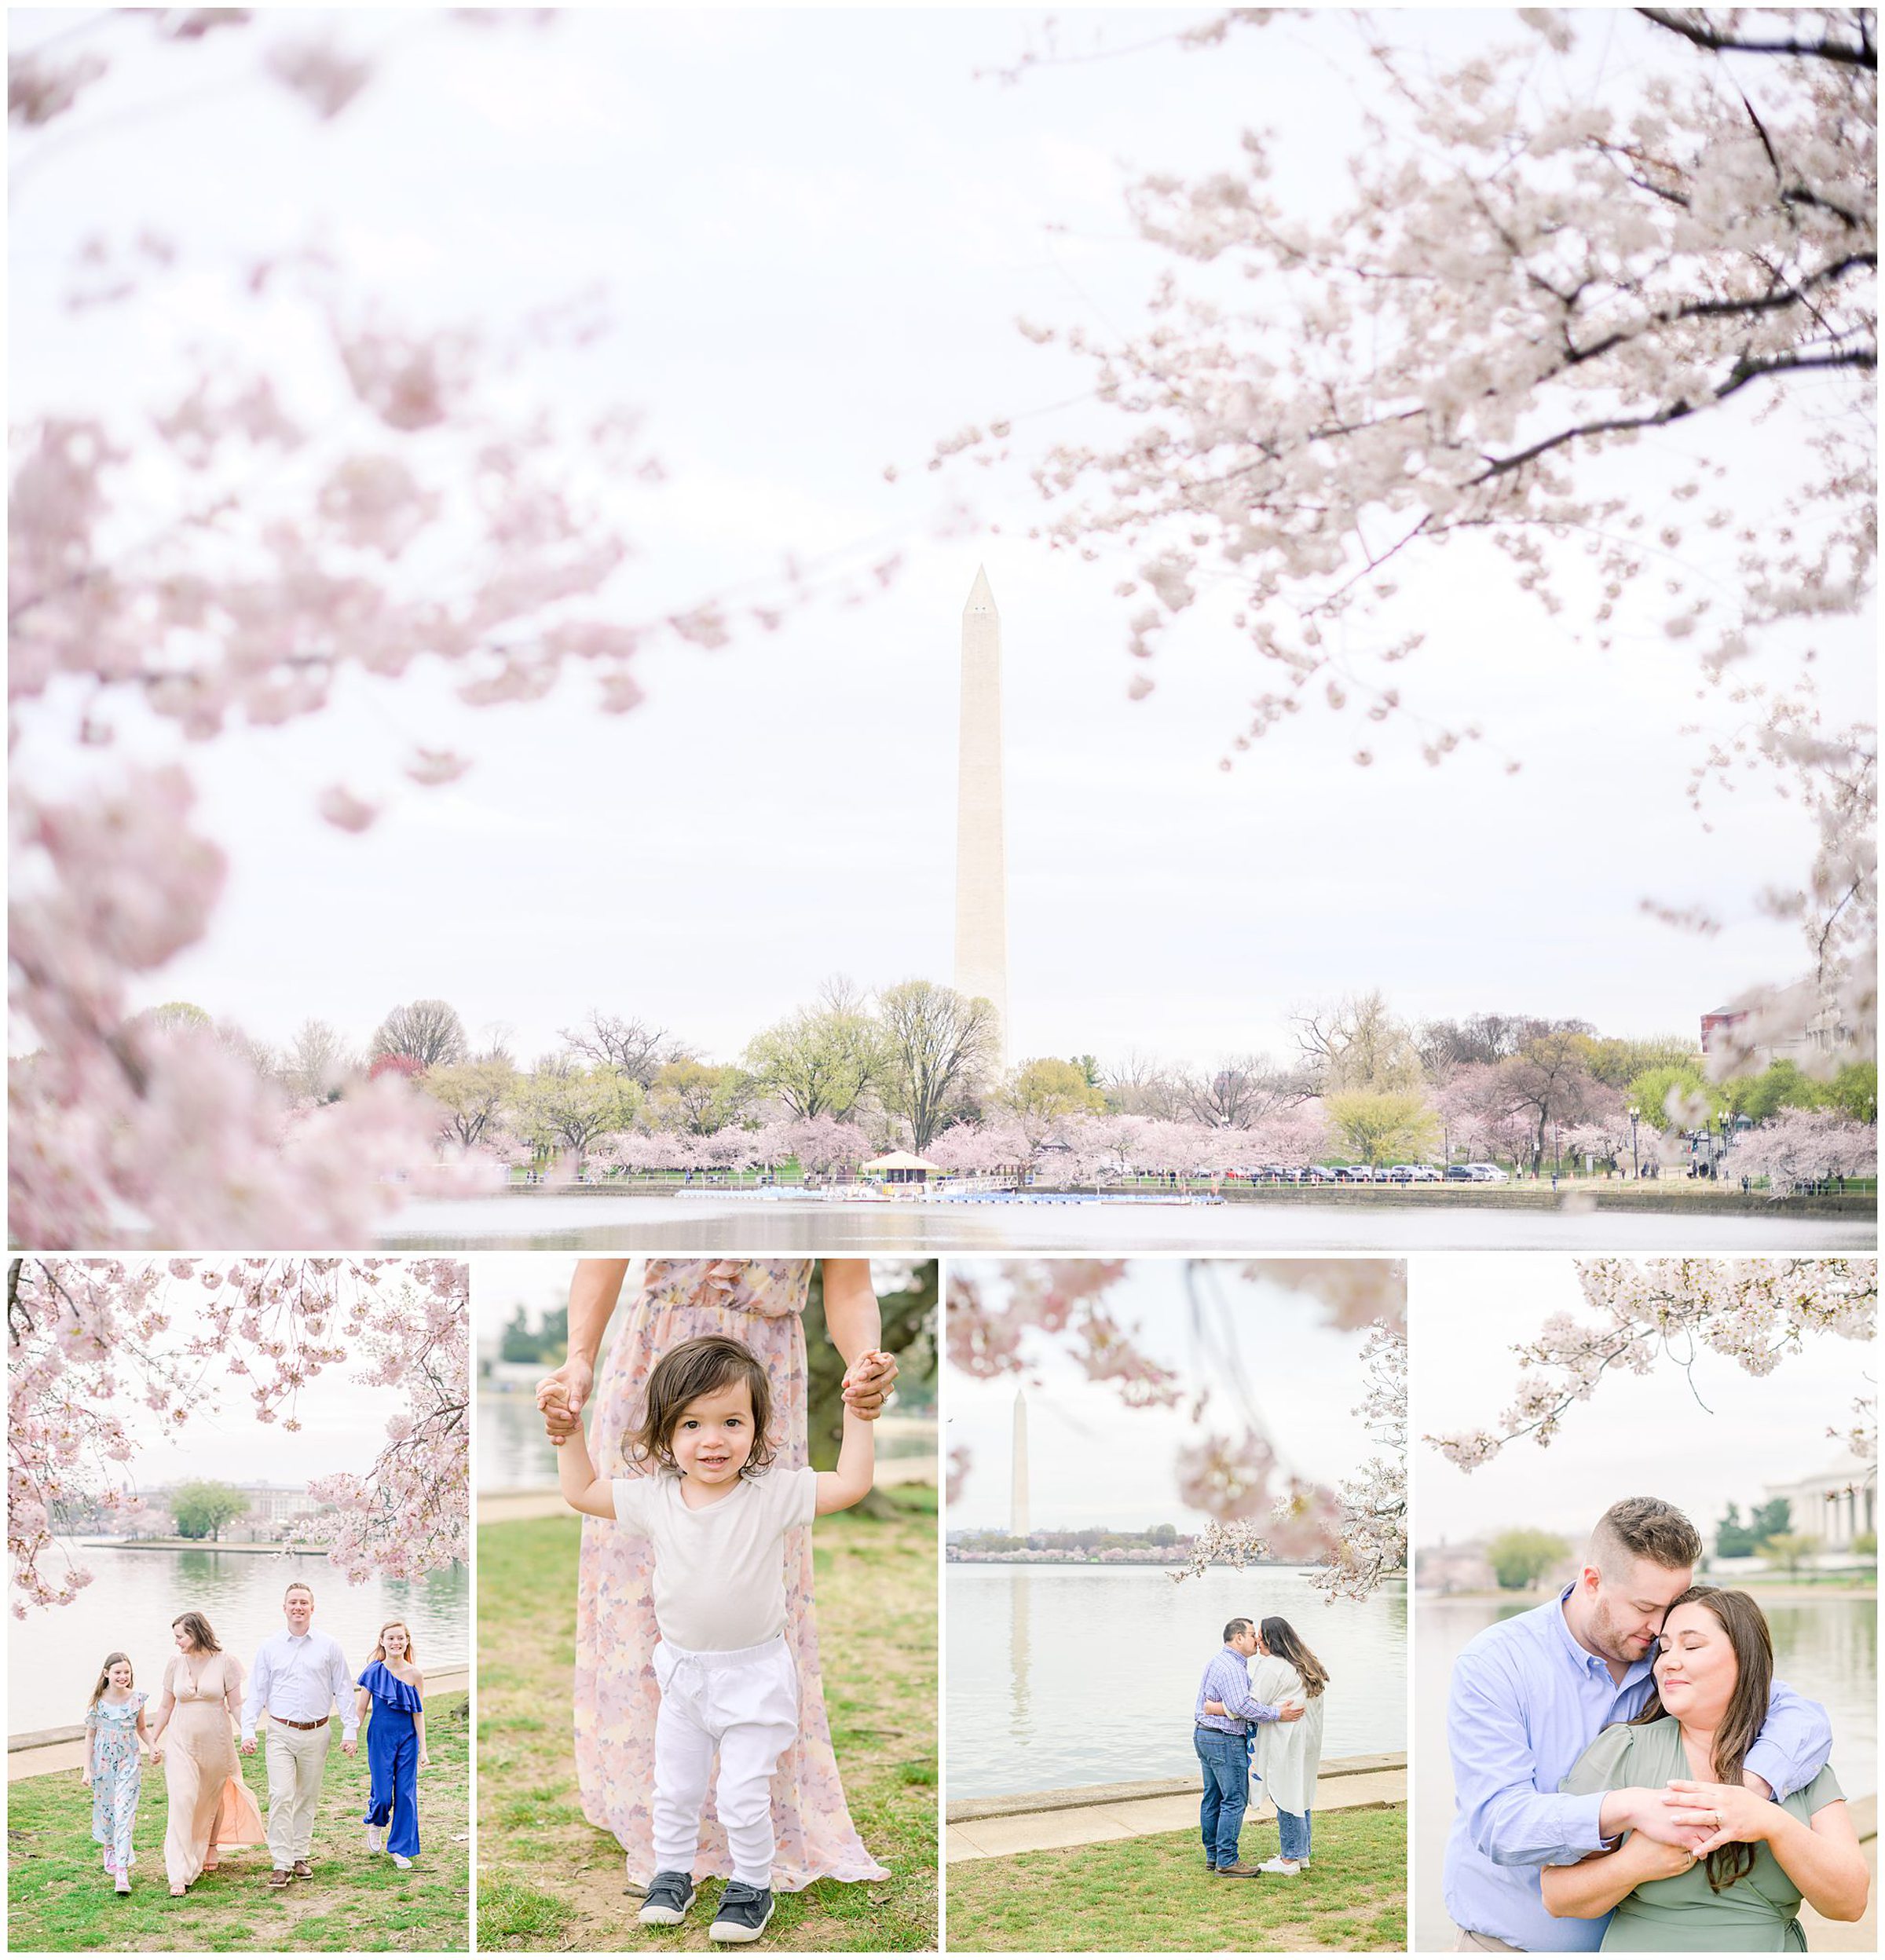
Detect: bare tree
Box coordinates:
(284, 1018, 357, 1102)
(1180, 1053, 1293, 1128)
(1104, 1049, 1185, 1118)
(1294, 992, 1424, 1095)
(876, 980, 998, 1150)
(370, 999, 468, 1070)
(558, 1010, 681, 1087)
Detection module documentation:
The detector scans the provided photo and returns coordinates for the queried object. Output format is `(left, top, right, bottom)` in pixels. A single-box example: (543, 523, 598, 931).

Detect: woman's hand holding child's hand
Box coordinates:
(840, 1350, 898, 1419)
(536, 1355, 595, 1446)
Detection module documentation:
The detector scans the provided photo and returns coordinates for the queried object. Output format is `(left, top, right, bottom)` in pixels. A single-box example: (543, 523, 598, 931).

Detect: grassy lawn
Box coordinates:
(476, 1487, 937, 1952)
(5, 1694, 470, 1952)
(944, 1807, 1407, 1953)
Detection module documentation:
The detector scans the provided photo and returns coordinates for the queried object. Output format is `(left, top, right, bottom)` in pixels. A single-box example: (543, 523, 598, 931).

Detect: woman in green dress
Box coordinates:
(1542, 1587, 1867, 1950)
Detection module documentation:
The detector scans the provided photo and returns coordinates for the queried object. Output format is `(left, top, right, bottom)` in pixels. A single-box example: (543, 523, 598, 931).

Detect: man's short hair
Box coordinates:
(1589, 1497, 1701, 1577)
(284, 1582, 315, 1603)
(1223, 1617, 1254, 1644)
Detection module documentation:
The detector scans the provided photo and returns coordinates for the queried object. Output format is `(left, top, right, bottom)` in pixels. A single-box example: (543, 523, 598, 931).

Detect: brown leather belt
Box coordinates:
(269, 1715, 329, 1731)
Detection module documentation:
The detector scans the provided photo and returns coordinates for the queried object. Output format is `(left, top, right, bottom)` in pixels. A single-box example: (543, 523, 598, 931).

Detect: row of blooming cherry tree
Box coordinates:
(7, 1257, 469, 1614)
(947, 1259, 1407, 1604)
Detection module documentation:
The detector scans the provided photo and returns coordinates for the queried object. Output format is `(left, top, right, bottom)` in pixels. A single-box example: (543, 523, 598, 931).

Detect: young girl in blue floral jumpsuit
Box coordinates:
(84, 1652, 154, 1894)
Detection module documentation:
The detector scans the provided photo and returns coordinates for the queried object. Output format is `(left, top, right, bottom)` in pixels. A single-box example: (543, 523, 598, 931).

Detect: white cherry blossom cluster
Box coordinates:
(1429, 1256, 1877, 1469)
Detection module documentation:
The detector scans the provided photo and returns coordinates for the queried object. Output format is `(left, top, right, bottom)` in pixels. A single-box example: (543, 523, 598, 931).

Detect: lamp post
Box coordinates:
(1628, 1105, 1641, 1180)
(1716, 1106, 1732, 1179)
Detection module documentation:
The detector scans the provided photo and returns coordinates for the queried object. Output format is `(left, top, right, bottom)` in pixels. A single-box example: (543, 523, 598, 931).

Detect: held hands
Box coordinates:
(840, 1349, 899, 1420)
(1664, 1779, 1773, 1858)
(1614, 1786, 1713, 1852)
(342, 1739, 357, 1758)
(240, 1738, 257, 1756)
(1633, 1833, 1705, 1881)
(536, 1355, 596, 1447)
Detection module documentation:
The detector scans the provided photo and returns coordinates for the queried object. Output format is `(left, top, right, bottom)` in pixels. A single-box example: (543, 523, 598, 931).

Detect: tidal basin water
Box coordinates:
(946, 1563, 1407, 1799)
(478, 1391, 937, 1492)
(383, 1193, 1876, 1252)
(9, 1544, 470, 1735)
(1413, 1591, 1878, 1951)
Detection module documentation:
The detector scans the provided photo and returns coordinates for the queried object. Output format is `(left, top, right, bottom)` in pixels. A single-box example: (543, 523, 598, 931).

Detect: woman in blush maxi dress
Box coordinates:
(565, 1259, 888, 1892)
(148, 1646, 265, 1893)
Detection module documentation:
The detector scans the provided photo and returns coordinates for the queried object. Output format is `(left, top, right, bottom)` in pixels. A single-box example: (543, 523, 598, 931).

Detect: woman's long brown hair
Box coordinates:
(1258, 1616, 1330, 1699)
(1631, 1585, 1772, 1892)
(171, 1611, 221, 1655)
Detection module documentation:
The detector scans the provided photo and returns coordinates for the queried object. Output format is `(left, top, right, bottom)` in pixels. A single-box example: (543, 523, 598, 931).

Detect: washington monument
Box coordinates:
(1010, 1388, 1030, 1538)
(955, 565, 1008, 1062)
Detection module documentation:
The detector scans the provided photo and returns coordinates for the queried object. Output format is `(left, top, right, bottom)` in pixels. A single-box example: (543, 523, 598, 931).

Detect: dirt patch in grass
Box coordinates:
(476, 1490, 936, 1951)
(944, 1805, 1406, 1952)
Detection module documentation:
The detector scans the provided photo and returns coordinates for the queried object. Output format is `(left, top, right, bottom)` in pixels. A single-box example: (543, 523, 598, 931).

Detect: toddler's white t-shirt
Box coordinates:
(612, 1465, 818, 1652)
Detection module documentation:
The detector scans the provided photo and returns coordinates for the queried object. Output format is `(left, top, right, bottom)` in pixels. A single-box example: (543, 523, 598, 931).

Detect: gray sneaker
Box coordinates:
(708, 1881, 775, 1943)
(637, 1870, 697, 1927)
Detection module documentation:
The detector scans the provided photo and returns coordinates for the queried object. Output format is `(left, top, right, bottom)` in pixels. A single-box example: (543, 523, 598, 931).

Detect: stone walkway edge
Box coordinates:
(946, 1753, 1407, 1863)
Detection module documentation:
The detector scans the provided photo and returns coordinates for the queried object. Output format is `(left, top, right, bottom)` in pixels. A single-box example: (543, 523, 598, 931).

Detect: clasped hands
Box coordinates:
(1618, 1775, 1775, 1863)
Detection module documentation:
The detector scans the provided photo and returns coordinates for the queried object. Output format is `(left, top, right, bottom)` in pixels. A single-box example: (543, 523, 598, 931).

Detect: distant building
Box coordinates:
(1415, 1541, 1495, 1593)
(1702, 981, 1855, 1067)
(1762, 1452, 1877, 1552)
(144, 1480, 313, 1530)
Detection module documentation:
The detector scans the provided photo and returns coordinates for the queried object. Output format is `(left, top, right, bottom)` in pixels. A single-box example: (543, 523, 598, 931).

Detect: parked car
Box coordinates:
(1303, 1165, 1338, 1183)
(1444, 1165, 1475, 1182)
(1410, 1165, 1444, 1183)
(1386, 1164, 1418, 1183)
(1464, 1162, 1510, 1183)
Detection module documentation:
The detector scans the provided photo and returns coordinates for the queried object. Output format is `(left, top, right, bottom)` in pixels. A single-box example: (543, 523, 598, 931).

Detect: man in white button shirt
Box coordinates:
(240, 1582, 358, 1887)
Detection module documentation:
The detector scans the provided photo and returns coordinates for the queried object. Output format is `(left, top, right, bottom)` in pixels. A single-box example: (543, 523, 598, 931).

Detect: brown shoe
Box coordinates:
(291, 1860, 314, 1879)
(268, 1870, 292, 1889)
(1212, 1862, 1267, 1878)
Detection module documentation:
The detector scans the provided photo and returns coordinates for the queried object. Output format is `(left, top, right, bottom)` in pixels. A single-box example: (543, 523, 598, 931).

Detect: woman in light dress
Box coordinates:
(534, 1258, 899, 1894)
(1248, 1615, 1329, 1877)
(145, 1611, 265, 1896)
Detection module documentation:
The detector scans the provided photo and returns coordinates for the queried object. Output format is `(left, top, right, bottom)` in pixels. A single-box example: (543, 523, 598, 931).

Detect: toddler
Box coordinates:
(558, 1331, 882, 1944)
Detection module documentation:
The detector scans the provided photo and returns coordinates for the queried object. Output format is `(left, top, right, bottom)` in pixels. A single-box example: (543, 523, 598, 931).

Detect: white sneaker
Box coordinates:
(391, 1854, 414, 1869)
(114, 1873, 131, 1895)
(366, 1824, 384, 1854)
(1257, 1856, 1301, 1875)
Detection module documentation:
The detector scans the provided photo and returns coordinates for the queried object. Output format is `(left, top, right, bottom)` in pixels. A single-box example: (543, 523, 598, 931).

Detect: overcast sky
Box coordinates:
(948, 1257, 1388, 1530)
(107, 1272, 412, 1490)
(12, 8, 1871, 1070)
(1413, 1257, 1876, 1546)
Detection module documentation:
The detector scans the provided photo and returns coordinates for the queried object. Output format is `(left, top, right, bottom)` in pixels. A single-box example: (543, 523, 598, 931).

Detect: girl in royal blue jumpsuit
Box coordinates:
(356, 1621, 428, 1867)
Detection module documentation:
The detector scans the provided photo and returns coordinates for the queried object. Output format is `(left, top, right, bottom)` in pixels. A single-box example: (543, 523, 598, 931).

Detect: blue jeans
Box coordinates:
(1276, 1805, 1312, 1862)
(1194, 1728, 1247, 1867)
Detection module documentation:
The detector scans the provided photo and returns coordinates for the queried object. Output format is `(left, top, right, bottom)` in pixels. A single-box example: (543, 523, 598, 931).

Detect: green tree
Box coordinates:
(743, 982, 882, 1121)
(1759, 1531, 1820, 1577)
(170, 1479, 248, 1543)
(1751, 1497, 1792, 1541)
(999, 1057, 1106, 1140)
(1627, 1061, 1711, 1133)
(646, 1059, 752, 1135)
(1325, 1089, 1439, 1166)
(1715, 1502, 1756, 1559)
(1150, 1522, 1179, 1546)
(1824, 1061, 1879, 1125)
(803, 1261, 938, 1516)
(517, 1062, 640, 1165)
(427, 1055, 518, 1149)
(1486, 1527, 1569, 1591)
(1585, 1034, 1700, 1090)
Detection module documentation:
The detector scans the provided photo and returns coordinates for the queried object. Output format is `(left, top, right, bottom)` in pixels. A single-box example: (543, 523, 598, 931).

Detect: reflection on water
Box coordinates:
(9, 1545, 470, 1734)
(946, 1563, 1407, 1798)
(478, 1391, 935, 1491)
(388, 1196, 1875, 1252)
(1413, 1592, 1878, 1951)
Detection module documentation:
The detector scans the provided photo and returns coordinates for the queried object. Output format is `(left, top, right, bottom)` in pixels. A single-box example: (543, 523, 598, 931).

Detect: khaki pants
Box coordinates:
(264, 1720, 331, 1869)
(1454, 1931, 1524, 1952)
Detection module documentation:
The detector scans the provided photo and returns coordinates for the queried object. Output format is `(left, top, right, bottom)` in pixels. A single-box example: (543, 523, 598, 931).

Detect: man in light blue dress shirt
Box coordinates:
(241, 1582, 359, 1886)
(1194, 1617, 1305, 1877)
(1443, 1496, 1831, 1951)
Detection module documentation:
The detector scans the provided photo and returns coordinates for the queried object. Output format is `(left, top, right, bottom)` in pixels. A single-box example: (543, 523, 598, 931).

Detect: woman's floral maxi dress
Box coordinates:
(573, 1259, 887, 1891)
(89, 1692, 145, 1874)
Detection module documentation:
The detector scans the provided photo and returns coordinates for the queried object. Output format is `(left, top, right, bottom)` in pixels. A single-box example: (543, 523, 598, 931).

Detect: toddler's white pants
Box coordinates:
(651, 1634, 799, 1889)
